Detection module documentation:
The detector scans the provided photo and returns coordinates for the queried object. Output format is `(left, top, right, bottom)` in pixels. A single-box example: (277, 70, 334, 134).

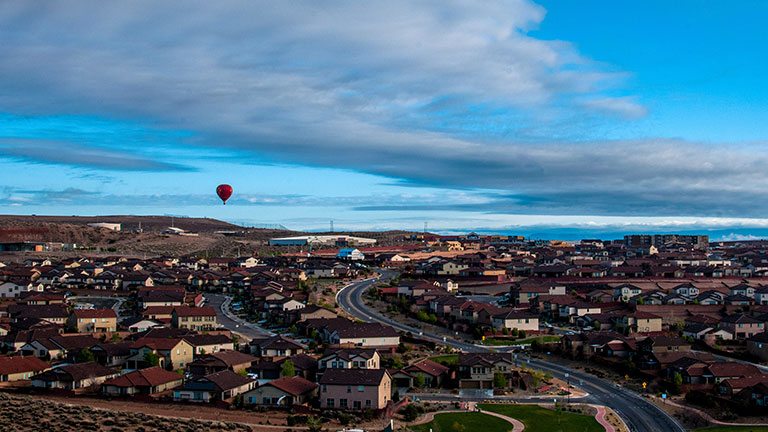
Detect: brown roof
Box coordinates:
(0, 356, 50, 375)
(405, 359, 449, 377)
(707, 363, 763, 378)
(73, 309, 117, 319)
(202, 369, 254, 391)
(129, 337, 185, 351)
(32, 361, 116, 382)
(189, 351, 256, 368)
(102, 366, 182, 388)
(318, 368, 388, 386)
(263, 375, 317, 396)
(173, 306, 216, 317)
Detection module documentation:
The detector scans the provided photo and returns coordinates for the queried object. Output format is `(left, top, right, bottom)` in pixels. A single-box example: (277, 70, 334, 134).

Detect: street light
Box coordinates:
(565, 372, 570, 405)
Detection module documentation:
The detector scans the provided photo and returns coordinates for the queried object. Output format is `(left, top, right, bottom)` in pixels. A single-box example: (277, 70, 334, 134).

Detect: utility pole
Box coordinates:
(330, 220, 334, 233)
(424, 221, 428, 233)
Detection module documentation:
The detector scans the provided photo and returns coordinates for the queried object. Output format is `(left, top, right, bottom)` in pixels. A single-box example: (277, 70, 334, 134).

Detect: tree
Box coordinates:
(413, 373, 426, 388)
(144, 351, 160, 367)
(281, 360, 295, 377)
(110, 333, 121, 342)
(401, 404, 420, 422)
(493, 372, 508, 389)
(77, 348, 95, 363)
(673, 372, 683, 395)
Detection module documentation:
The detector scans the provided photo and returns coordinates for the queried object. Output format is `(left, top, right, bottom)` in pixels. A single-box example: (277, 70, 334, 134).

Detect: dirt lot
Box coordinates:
(0, 392, 252, 432)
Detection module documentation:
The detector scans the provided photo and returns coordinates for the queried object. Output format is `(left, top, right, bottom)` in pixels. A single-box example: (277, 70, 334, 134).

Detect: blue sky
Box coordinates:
(2, 1, 768, 240)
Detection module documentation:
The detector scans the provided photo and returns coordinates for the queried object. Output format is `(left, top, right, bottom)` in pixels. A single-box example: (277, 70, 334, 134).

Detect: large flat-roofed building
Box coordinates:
(269, 235, 377, 247)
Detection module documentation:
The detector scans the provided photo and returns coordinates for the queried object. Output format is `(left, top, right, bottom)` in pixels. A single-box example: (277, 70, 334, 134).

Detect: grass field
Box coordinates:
(429, 354, 459, 366)
(479, 404, 603, 432)
(411, 412, 514, 432)
(482, 335, 562, 346)
(693, 427, 768, 432)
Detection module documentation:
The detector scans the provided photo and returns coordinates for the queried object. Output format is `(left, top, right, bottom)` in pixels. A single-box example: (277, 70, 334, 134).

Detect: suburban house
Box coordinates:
(319, 368, 392, 410)
(171, 306, 217, 331)
(30, 362, 118, 390)
(249, 335, 306, 358)
(101, 366, 184, 396)
(173, 370, 256, 403)
(0, 356, 50, 382)
(401, 358, 450, 388)
(319, 348, 380, 370)
(458, 353, 518, 389)
(183, 334, 234, 355)
(747, 333, 768, 362)
(719, 314, 765, 340)
(490, 310, 539, 332)
(614, 311, 663, 333)
(187, 351, 256, 377)
(67, 309, 118, 333)
(297, 305, 337, 321)
(126, 338, 194, 369)
(244, 375, 318, 406)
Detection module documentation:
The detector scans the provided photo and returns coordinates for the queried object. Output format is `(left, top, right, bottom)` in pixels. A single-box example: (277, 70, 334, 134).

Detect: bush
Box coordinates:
(401, 404, 420, 422)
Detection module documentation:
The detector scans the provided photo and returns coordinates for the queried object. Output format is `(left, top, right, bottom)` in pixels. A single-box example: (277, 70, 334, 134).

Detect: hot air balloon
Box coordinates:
(216, 184, 233, 205)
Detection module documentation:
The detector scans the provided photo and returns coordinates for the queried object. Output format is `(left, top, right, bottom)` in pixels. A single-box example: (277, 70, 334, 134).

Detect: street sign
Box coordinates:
(661, 393, 667, 399)
(565, 373, 569, 378)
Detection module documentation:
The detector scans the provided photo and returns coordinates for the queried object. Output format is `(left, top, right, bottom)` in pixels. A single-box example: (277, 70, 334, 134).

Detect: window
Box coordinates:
(327, 398, 335, 408)
(347, 385, 351, 393)
(322, 385, 327, 392)
(357, 385, 364, 392)
(353, 400, 361, 409)
(365, 399, 371, 408)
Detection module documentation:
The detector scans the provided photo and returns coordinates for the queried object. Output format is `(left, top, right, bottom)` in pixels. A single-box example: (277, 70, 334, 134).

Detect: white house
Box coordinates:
(337, 249, 365, 261)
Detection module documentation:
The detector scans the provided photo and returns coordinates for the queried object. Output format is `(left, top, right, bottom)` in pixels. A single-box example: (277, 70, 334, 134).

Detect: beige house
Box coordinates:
(245, 375, 318, 406)
(68, 309, 117, 333)
(319, 368, 391, 410)
(0, 356, 50, 382)
(615, 311, 663, 333)
(171, 306, 217, 331)
(491, 311, 539, 332)
(101, 366, 184, 396)
(127, 338, 194, 369)
(30, 362, 118, 390)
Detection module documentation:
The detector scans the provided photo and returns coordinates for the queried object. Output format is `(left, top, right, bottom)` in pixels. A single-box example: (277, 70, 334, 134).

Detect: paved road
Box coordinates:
(336, 272, 685, 432)
(205, 293, 274, 340)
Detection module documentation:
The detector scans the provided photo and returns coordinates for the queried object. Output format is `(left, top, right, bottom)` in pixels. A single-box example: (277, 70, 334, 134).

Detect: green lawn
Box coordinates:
(479, 404, 603, 432)
(411, 412, 514, 432)
(482, 335, 562, 346)
(429, 354, 459, 366)
(693, 427, 768, 432)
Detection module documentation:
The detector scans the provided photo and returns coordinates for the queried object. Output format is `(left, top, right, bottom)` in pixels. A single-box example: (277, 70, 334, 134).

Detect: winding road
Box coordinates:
(336, 271, 686, 432)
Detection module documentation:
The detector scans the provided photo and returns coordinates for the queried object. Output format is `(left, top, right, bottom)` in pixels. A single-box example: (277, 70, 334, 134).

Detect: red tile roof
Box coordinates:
(0, 356, 50, 375)
(102, 366, 182, 388)
(264, 375, 318, 396)
(73, 309, 117, 319)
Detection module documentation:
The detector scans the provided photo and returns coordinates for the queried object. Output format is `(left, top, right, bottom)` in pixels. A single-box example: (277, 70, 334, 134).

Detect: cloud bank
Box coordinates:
(0, 1, 765, 218)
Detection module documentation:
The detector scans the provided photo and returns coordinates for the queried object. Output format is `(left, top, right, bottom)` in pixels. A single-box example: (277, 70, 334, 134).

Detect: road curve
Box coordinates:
(336, 273, 685, 432)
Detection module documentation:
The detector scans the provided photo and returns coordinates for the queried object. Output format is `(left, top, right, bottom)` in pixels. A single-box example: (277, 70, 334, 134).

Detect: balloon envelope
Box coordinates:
(216, 184, 233, 204)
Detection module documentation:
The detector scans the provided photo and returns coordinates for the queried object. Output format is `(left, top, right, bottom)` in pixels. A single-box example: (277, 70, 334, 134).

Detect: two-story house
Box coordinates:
(318, 368, 391, 410)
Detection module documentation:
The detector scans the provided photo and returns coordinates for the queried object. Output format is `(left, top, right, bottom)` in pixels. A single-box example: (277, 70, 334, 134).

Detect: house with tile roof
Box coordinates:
(244, 375, 318, 406)
(101, 366, 183, 396)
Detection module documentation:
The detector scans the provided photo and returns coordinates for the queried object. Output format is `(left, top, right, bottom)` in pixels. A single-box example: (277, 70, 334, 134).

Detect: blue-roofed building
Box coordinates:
(337, 248, 364, 261)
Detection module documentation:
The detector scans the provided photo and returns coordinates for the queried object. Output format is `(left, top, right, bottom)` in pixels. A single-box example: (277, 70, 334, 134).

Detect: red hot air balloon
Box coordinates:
(216, 184, 233, 205)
